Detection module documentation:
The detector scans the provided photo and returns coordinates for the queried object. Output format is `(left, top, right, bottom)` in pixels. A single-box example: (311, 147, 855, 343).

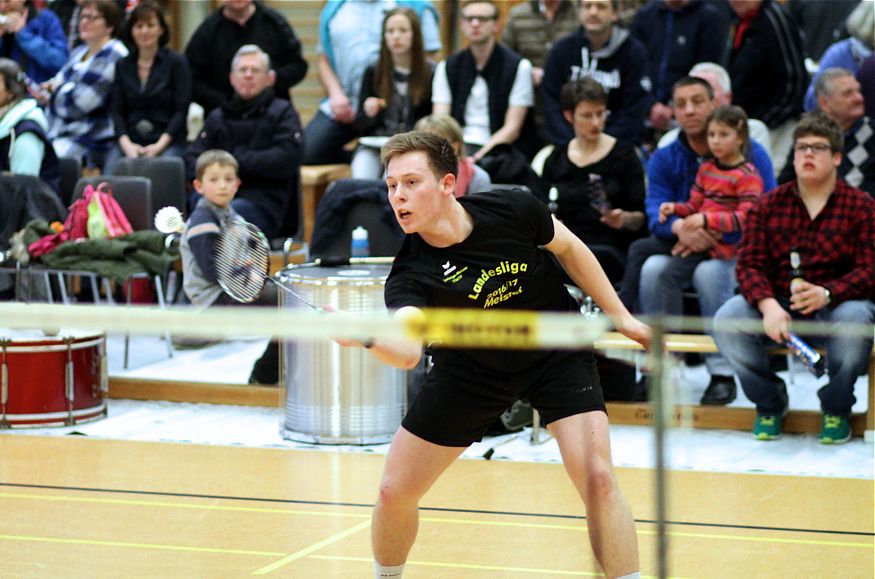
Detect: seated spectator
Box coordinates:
(618, 76, 776, 405)
(42, 0, 127, 169)
(184, 0, 307, 115)
(185, 44, 302, 241)
(541, 78, 645, 284)
(779, 67, 874, 197)
(542, 0, 651, 146)
(802, 0, 873, 112)
(630, 0, 728, 138)
(0, 0, 67, 83)
(180, 149, 280, 384)
(414, 113, 491, 197)
(658, 61, 771, 154)
(104, 1, 190, 174)
(303, 0, 440, 165)
(500, 0, 579, 146)
(727, 0, 807, 172)
(0, 57, 59, 193)
(351, 7, 433, 180)
(46, 0, 125, 50)
(433, 0, 534, 164)
(714, 112, 875, 444)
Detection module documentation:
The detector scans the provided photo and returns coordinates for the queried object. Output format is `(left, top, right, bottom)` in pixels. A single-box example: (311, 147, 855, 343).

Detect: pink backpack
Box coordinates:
(29, 182, 133, 258)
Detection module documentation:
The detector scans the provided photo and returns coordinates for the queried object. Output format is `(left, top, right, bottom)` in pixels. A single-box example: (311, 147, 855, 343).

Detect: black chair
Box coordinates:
(57, 156, 82, 207)
(114, 157, 187, 217)
(72, 176, 153, 231)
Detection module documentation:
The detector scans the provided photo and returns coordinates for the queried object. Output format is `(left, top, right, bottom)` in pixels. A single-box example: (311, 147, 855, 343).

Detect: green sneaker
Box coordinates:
(753, 413, 784, 440)
(819, 415, 851, 445)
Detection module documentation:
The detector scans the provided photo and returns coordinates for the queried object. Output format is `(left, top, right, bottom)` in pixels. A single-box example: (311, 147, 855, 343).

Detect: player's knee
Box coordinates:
(582, 465, 618, 504)
(377, 480, 419, 509)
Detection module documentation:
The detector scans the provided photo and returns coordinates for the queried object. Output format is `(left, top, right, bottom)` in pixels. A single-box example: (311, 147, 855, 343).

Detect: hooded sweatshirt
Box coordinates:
(0, 97, 59, 193)
(542, 26, 651, 145)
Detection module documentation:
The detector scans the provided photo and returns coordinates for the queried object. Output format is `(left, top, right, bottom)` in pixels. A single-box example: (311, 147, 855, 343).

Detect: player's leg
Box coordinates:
(372, 427, 466, 567)
(549, 411, 639, 578)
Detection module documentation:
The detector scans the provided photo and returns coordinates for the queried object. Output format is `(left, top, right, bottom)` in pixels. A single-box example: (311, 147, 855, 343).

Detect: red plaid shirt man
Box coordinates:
(736, 178, 875, 306)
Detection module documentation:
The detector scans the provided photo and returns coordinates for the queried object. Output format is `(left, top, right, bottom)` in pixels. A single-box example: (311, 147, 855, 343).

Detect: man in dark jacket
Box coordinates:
(184, 0, 307, 114)
(185, 45, 303, 240)
(630, 0, 728, 135)
(542, 0, 651, 145)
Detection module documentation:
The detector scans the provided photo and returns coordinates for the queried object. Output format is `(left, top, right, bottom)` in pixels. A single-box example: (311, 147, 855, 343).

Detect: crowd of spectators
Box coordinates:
(1, 0, 873, 440)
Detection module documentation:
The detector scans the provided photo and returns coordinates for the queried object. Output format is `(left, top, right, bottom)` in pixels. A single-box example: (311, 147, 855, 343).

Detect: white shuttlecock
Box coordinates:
(154, 206, 185, 233)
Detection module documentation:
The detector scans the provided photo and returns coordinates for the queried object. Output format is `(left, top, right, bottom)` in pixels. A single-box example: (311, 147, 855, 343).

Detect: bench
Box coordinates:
(300, 164, 351, 243)
(593, 332, 875, 441)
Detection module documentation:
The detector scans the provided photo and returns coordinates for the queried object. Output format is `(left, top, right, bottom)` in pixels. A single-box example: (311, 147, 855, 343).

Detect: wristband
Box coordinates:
(823, 288, 831, 305)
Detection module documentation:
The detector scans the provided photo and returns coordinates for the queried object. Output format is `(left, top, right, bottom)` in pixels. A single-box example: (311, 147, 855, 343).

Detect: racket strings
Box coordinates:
(215, 221, 271, 303)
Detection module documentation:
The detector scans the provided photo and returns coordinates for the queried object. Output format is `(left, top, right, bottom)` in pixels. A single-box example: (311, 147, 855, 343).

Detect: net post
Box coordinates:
(649, 317, 668, 579)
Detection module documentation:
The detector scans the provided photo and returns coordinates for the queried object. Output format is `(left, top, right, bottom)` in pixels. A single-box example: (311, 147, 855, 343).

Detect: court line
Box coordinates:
(250, 520, 371, 575)
(307, 554, 616, 577)
(2, 490, 871, 550)
(0, 533, 285, 557)
(2, 481, 872, 539)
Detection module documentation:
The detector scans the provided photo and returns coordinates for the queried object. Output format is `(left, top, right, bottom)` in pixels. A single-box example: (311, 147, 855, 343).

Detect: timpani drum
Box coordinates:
(278, 264, 406, 444)
(1, 330, 107, 428)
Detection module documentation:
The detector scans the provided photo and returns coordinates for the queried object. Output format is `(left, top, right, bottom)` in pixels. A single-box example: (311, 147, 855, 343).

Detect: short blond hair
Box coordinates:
(195, 149, 239, 181)
(413, 113, 464, 149)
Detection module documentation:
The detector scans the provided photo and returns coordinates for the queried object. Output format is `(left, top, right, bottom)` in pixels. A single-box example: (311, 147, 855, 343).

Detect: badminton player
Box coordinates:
(340, 131, 650, 579)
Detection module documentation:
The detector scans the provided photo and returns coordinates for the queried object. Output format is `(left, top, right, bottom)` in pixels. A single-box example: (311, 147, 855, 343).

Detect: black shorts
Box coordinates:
(402, 350, 605, 447)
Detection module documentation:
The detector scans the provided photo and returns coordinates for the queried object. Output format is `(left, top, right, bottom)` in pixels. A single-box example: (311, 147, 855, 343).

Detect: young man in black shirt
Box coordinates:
(341, 131, 649, 579)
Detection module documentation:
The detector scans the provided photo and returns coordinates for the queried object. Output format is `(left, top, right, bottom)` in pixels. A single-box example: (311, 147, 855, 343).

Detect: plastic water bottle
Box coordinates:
(351, 226, 369, 258)
(547, 186, 559, 215)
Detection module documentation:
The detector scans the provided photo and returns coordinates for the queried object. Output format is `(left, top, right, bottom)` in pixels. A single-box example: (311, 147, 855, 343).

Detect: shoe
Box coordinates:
(700, 375, 737, 405)
(819, 414, 851, 445)
(753, 411, 786, 440)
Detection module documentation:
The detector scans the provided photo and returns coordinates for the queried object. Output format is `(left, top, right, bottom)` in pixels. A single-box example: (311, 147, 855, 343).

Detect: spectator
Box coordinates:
(42, 0, 127, 168)
(618, 76, 776, 405)
(104, 1, 190, 174)
(859, 54, 875, 118)
(0, 0, 67, 83)
(787, 0, 858, 64)
(658, 61, 771, 153)
(802, 0, 873, 112)
(185, 45, 302, 241)
(179, 149, 280, 384)
(714, 112, 875, 444)
(779, 68, 874, 197)
(433, 0, 533, 163)
(542, 0, 651, 145)
(727, 0, 807, 171)
(351, 7, 433, 181)
(414, 113, 491, 197)
(541, 78, 645, 284)
(46, 0, 125, 50)
(302, 0, 440, 165)
(630, 0, 728, 136)
(184, 0, 307, 114)
(501, 0, 579, 145)
(0, 57, 59, 192)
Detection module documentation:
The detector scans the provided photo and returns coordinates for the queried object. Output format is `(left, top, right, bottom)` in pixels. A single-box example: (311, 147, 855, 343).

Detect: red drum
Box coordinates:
(1, 330, 107, 428)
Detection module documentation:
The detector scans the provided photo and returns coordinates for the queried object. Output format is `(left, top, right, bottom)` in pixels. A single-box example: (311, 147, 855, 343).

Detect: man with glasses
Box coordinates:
(778, 67, 875, 198)
(184, 44, 302, 241)
(714, 112, 875, 444)
(541, 0, 651, 145)
(432, 0, 534, 162)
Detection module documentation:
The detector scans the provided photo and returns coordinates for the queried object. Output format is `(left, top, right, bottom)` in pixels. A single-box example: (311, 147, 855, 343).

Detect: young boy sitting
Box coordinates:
(179, 149, 279, 385)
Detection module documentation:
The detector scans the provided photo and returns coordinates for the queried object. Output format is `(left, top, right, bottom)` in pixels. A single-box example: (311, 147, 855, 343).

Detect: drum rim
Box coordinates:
(1, 335, 105, 352)
(276, 263, 391, 284)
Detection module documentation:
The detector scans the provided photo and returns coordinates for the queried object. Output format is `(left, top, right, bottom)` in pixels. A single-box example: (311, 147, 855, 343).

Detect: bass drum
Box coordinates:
(1, 330, 107, 428)
(277, 264, 406, 444)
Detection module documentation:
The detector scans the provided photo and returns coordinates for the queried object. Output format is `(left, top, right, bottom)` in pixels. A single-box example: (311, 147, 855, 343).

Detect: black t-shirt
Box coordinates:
(385, 190, 578, 373)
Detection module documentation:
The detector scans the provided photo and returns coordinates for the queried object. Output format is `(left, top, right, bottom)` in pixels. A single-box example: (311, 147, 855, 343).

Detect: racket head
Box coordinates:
(214, 220, 270, 303)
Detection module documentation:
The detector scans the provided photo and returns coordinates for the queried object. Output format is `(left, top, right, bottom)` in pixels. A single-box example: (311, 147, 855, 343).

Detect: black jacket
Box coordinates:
(185, 89, 303, 238)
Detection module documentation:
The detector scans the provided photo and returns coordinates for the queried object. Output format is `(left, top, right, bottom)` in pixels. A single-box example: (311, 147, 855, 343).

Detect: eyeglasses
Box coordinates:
(574, 110, 609, 121)
(794, 142, 833, 155)
(461, 14, 497, 23)
(79, 13, 105, 22)
(233, 66, 269, 76)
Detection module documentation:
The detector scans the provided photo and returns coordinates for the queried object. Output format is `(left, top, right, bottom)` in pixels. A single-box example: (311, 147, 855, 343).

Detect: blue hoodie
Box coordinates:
(0, 8, 68, 83)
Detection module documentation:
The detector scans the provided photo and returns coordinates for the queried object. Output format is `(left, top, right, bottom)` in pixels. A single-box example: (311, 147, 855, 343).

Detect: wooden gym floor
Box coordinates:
(1, 435, 871, 578)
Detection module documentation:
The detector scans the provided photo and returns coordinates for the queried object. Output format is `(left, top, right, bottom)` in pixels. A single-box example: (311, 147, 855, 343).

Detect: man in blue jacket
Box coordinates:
(541, 0, 651, 145)
(618, 76, 776, 406)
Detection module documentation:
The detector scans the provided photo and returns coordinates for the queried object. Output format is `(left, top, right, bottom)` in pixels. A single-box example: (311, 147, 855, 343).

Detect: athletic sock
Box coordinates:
(615, 573, 641, 579)
(374, 562, 404, 578)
